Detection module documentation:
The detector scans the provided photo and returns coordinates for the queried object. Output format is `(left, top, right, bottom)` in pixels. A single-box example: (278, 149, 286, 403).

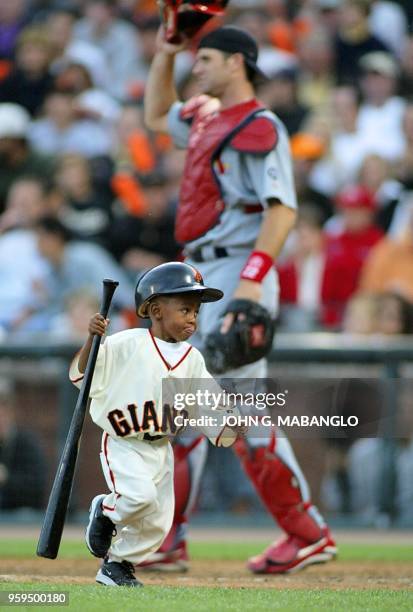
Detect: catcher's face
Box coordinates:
(192, 48, 233, 97)
(150, 294, 201, 342)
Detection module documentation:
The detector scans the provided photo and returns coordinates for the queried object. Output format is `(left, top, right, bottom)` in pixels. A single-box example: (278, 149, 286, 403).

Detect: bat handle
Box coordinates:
(100, 279, 119, 318)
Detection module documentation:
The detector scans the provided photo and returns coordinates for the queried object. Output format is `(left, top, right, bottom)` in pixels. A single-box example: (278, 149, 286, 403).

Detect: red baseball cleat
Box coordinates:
(138, 540, 189, 572)
(247, 528, 337, 574)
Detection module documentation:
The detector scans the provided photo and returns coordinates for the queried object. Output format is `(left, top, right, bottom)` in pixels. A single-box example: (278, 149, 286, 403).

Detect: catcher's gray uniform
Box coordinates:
(167, 99, 310, 454)
(168, 100, 297, 378)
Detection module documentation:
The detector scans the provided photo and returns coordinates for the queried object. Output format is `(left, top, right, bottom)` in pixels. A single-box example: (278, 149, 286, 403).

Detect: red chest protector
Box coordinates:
(175, 97, 278, 244)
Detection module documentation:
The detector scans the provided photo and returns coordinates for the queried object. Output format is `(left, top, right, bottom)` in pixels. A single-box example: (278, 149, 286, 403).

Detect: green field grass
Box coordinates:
(1, 539, 413, 562)
(1, 540, 413, 611)
(0, 584, 412, 612)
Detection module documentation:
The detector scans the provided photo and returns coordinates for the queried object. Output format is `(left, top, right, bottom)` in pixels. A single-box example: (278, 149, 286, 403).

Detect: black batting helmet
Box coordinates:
(135, 261, 223, 318)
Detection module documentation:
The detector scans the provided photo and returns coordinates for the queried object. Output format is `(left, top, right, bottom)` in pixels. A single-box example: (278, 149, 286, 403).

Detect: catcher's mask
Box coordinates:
(135, 261, 223, 318)
(159, 0, 229, 43)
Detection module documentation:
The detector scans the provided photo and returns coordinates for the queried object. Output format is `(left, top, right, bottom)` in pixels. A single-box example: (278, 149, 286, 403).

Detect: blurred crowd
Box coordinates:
(0, 0, 412, 338)
(1, 0, 413, 521)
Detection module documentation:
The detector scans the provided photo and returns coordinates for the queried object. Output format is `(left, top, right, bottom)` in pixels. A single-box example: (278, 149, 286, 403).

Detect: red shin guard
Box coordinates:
(234, 436, 323, 543)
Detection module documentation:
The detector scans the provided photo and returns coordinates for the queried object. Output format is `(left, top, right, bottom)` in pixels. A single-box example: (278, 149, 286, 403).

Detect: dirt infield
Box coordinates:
(1, 525, 412, 544)
(1, 558, 412, 590)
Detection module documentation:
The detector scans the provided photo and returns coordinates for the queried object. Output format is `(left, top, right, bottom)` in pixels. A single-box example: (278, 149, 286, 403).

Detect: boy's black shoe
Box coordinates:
(85, 494, 117, 558)
(96, 559, 143, 587)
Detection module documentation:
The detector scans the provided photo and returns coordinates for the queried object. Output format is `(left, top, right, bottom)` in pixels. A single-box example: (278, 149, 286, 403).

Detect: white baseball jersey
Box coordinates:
(69, 328, 237, 447)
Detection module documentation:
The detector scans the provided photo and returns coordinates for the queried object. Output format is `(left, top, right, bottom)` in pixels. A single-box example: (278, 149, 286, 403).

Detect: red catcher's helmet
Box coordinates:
(159, 0, 229, 43)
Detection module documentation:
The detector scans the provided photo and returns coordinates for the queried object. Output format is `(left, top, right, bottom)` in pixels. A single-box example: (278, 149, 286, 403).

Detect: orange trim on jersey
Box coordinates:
(170, 345, 193, 370)
(71, 374, 84, 383)
(102, 433, 121, 511)
(149, 329, 171, 369)
(149, 329, 193, 371)
(102, 498, 119, 512)
(215, 426, 226, 447)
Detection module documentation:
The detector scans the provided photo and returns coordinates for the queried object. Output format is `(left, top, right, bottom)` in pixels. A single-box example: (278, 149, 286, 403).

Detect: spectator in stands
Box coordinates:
(258, 67, 310, 136)
(314, 0, 342, 38)
(398, 0, 413, 27)
(290, 132, 334, 223)
(309, 85, 364, 195)
(0, 178, 51, 333)
(0, 379, 46, 511)
(110, 172, 179, 274)
(359, 206, 413, 302)
(277, 204, 327, 331)
(48, 7, 108, 92)
(29, 89, 114, 158)
(73, 0, 140, 100)
(0, 103, 54, 213)
(278, 186, 383, 328)
(110, 103, 164, 219)
(386, 102, 413, 238)
(324, 177, 387, 241)
(324, 286, 413, 518)
(368, 0, 408, 59)
(334, 0, 390, 85)
(0, 26, 55, 116)
(356, 153, 404, 232)
(395, 102, 413, 190)
(53, 58, 121, 129)
(50, 286, 128, 339)
(399, 35, 413, 97)
(162, 147, 186, 204)
(342, 292, 379, 334)
(375, 291, 413, 335)
(264, 0, 312, 52)
(297, 26, 335, 113)
(356, 51, 406, 162)
(50, 288, 100, 339)
(54, 153, 113, 248)
(347, 236, 413, 522)
(0, 0, 28, 61)
(0, 175, 52, 234)
(113, 103, 158, 176)
(54, 60, 94, 95)
(324, 187, 384, 322)
(47, 7, 79, 57)
(16, 215, 134, 332)
(347, 292, 413, 523)
(235, 9, 297, 77)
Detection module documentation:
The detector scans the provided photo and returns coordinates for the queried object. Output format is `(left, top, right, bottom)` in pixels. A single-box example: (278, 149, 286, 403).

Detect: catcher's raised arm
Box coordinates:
(144, 27, 185, 133)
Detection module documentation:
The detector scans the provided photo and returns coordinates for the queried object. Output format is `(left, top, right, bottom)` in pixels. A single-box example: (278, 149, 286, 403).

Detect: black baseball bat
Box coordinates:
(37, 279, 119, 559)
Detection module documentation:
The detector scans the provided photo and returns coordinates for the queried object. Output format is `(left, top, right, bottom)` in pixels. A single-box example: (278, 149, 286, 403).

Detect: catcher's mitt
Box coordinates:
(204, 299, 275, 374)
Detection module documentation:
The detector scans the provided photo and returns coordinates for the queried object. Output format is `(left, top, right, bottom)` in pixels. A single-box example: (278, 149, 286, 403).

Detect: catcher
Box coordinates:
(143, 21, 337, 573)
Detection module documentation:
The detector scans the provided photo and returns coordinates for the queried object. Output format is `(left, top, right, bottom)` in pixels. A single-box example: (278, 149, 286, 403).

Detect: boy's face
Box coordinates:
(150, 294, 202, 342)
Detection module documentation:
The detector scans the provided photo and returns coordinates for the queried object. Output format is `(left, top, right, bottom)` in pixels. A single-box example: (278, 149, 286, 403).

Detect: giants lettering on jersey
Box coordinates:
(107, 402, 189, 438)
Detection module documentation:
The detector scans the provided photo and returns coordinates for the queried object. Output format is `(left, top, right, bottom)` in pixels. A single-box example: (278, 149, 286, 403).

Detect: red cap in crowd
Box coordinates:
(336, 185, 377, 211)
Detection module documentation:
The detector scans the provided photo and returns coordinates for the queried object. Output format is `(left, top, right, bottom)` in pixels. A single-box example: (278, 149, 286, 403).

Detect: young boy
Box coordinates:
(69, 261, 238, 587)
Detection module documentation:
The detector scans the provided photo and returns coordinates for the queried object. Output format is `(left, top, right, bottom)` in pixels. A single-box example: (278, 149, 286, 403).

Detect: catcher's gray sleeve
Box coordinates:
(167, 101, 190, 149)
(240, 128, 297, 210)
